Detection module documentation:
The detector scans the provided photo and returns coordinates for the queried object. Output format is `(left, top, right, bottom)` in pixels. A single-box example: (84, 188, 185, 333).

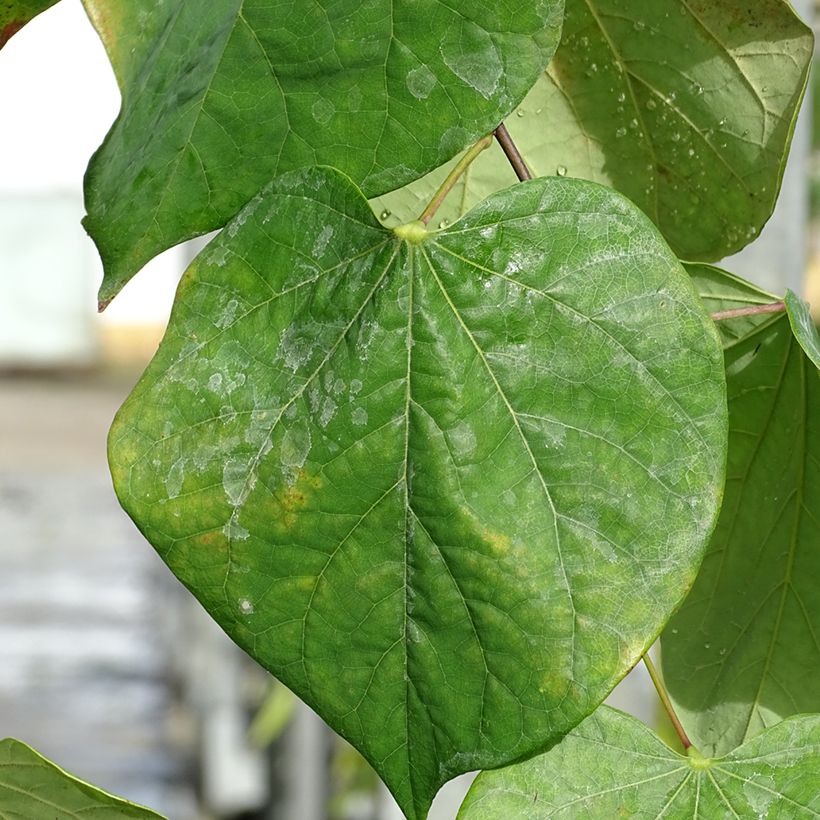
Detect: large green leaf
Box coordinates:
(0, 1, 58, 48)
(374, 0, 813, 261)
(109, 167, 726, 818)
(0, 738, 164, 818)
(456, 706, 820, 818)
(662, 265, 820, 756)
(81, 0, 564, 307)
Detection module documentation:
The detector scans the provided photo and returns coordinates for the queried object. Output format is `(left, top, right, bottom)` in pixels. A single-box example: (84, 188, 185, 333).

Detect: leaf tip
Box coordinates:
(0, 21, 25, 49)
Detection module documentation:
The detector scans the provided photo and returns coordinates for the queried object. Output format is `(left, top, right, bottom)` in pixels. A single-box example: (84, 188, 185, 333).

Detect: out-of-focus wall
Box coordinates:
(0, 0, 181, 369)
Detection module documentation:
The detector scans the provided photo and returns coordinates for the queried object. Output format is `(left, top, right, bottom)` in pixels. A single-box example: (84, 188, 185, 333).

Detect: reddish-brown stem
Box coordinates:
(494, 122, 532, 182)
(710, 301, 786, 321)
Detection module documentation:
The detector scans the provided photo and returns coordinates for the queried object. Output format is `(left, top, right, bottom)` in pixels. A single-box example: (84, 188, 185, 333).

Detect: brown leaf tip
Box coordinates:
(0, 21, 25, 49)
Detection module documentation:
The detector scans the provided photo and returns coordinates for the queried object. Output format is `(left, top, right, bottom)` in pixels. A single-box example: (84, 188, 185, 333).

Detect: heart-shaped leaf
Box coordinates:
(374, 0, 813, 262)
(109, 167, 726, 818)
(0, 1, 58, 48)
(81, 0, 564, 306)
(0, 738, 164, 818)
(662, 265, 820, 756)
(457, 706, 820, 818)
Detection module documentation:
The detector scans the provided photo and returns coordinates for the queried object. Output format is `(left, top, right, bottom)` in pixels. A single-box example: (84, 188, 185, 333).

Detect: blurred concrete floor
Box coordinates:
(0, 373, 199, 818)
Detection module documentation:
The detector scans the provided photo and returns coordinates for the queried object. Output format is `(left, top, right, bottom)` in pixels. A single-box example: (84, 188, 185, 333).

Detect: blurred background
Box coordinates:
(1, 2, 818, 818)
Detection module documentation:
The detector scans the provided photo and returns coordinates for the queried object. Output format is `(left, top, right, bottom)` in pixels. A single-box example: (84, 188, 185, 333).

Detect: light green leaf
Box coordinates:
(375, 0, 813, 261)
(456, 706, 820, 818)
(0, 738, 165, 818)
(0, 1, 58, 48)
(81, 0, 564, 307)
(662, 264, 820, 757)
(109, 167, 726, 819)
(785, 289, 820, 369)
(248, 681, 297, 748)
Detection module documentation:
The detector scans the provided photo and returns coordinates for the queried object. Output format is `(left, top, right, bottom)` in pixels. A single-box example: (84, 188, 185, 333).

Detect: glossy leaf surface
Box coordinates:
(0, 0, 57, 48)
(109, 167, 726, 818)
(0, 738, 164, 818)
(81, 0, 564, 306)
(663, 266, 820, 756)
(375, 0, 813, 261)
(457, 706, 820, 818)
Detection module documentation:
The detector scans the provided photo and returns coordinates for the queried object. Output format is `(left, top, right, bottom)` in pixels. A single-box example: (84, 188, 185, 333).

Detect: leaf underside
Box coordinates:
(662, 265, 820, 757)
(0, 0, 57, 48)
(374, 0, 814, 262)
(109, 167, 726, 818)
(81, 0, 564, 305)
(456, 706, 820, 818)
(0, 738, 164, 819)
(785, 289, 820, 369)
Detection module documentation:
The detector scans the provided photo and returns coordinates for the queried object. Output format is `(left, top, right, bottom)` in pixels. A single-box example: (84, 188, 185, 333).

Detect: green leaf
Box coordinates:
(374, 0, 813, 261)
(0, 0, 58, 48)
(248, 681, 297, 748)
(456, 706, 820, 818)
(662, 264, 820, 756)
(785, 289, 820, 369)
(81, 0, 564, 307)
(109, 167, 726, 819)
(0, 738, 165, 818)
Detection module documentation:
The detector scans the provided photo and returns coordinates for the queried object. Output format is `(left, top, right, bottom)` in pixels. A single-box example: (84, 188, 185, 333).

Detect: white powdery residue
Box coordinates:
(319, 397, 337, 428)
(215, 298, 239, 329)
(208, 372, 224, 391)
(504, 251, 531, 276)
(351, 407, 368, 426)
(405, 64, 437, 100)
(219, 405, 238, 424)
(164, 457, 185, 499)
(223, 519, 250, 541)
(349, 379, 363, 397)
(312, 225, 335, 257)
(311, 97, 335, 125)
(162, 420, 174, 437)
(206, 244, 231, 267)
(440, 26, 502, 100)
(541, 418, 567, 449)
(449, 421, 477, 458)
(223, 458, 253, 506)
(281, 419, 312, 477)
(227, 191, 263, 238)
(238, 598, 255, 615)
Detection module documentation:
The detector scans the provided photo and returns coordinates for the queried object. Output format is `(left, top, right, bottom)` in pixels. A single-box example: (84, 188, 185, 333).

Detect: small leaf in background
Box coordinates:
(457, 706, 820, 818)
(81, 0, 565, 306)
(785, 288, 820, 368)
(109, 166, 726, 818)
(248, 681, 297, 749)
(0, 1, 57, 48)
(0, 738, 165, 818)
(375, 0, 813, 262)
(663, 265, 820, 756)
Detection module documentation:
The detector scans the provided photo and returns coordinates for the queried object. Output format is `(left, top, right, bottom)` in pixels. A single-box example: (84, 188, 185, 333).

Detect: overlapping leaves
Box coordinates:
(80, 0, 564, 305)
(457, 706, 820, 818)
(108, 167, 726, 817)
(374, 0, 813, 263)
(0, 738, 164, 818)
(662, 266, 820, 756)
